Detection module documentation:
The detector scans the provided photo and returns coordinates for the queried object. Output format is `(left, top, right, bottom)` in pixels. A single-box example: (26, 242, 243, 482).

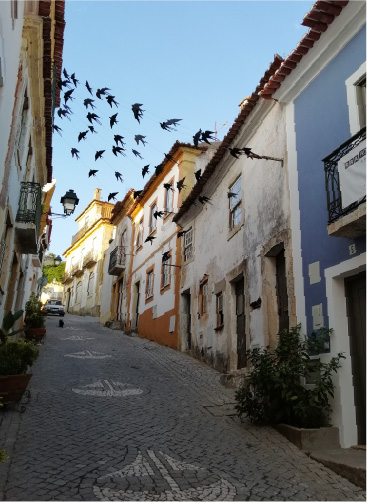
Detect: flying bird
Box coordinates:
(114, 134, 125, 146)
(176, 177, 186, 192)
(160, 118, 182, 132)
(87, 112, 101, 125)
(134, 135, 147, 146)
(132, 103, 144, 123)
(85, 80, 93, 95)
(162, 251, 171, 263)
(145, 235, 156, 245)
(57, 108, 69, 119)
(58, 78, 71, 90)
(52, 124, 62, 135)
(229, 148, 243, 159)
(193, 129, 202, 147)
(78, 130, 88, 142)
(115, 171, 123, 182)
(163, 183, 174, 192)
(63, 89, 74, 104)
(71, 148, 80, 159)
(106, 95, 119, 108)
(95, 150, 105, 161)
(195, 169, 202, 182)
(88, 169, 98, 177)
(164, 153, 176, 164)
(112, 146, 125, 157)
(153, 210, 165, 220)
(109, 113, 118, 128)
(96, 87, 111, 99)
(142, 165, 150, 178)
(201, 130, 215, 144)
(134, 190, 143, 199)
(83, 98, 96, 109)
(63, 68, 70, 79)
(198, 195, 212, 205)
(228, 191, 238, 199)
(155, 164, 164, 176)
(70, 73, 79, 87)
(88, 125, 97, 134)
(132, 149, 143, 159)
(108, 192, 119, 202)
(177, 229, 188, 238)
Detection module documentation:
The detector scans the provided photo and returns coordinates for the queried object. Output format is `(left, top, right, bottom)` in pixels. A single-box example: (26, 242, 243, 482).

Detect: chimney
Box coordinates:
(93, 188, 101, 201)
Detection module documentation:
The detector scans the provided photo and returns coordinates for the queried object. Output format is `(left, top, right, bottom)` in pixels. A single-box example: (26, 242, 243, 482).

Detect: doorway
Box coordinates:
(116, 278, 124, 321)
(235, 277, 246, 369)
(276, 249, 289, 332)
(182, 290, 191, 350)
(345, 271, 366, 445)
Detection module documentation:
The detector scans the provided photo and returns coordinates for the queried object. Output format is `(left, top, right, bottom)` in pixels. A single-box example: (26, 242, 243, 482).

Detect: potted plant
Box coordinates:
(0, 310, 39, 404)
(235, 325, 345, 450)
(24, 292, 46, 342)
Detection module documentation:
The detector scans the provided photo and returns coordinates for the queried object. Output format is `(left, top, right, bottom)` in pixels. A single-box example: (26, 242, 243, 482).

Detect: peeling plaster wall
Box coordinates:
(178, 102, 293, 373)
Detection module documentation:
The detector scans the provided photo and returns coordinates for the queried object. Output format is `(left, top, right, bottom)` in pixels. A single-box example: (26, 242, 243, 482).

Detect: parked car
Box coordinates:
(43, 299, 65, 316)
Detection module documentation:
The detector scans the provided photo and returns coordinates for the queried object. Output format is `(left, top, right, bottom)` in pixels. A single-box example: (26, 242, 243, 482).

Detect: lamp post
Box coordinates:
(47, 189, 79, 218)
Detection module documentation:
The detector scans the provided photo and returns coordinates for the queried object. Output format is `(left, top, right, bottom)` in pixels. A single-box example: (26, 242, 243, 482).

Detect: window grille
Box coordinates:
(229, 177, 242, 229)
(184, 228, 193, 261)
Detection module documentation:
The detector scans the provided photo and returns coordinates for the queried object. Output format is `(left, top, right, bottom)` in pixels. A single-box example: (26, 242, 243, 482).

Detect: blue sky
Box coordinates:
(50, 0, 313, 258)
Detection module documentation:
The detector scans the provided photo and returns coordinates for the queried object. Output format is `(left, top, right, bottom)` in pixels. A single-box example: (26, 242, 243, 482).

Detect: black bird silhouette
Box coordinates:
(134, 135, 147, 146)
(63, 104, 73, 115)
(95, 150, 105, 161)
(71, 148, 80, 159)
(167, 118, 182, 126)
(132, 103, 144, 123)
(193, 129, 202, 147)
(63, 68, 70, 79)
(177, 177, 186, 192)
(242, 147, 252, 156)
(195, 169, 201, 182)
(115, 171, 123, 182)
(106, 95, 119, 108)
(108, 192, 118, 202)
(114, 134, 125, 146)
(96, 87, 111, 99)
(132, 149, 143, 159)
(83, 98, 96, 109)
(109, 113, 118, 128)
(85, 80, 93, 95)
(228, 191, 238, 199)
(52, 124, 62, 135)
(64, 89, 74, 104)
(58, 78, 71, 90)
(78, 130, 88, 142)
(70, 73, 79, 87)
(142, 165, 150, 178)
(198, 195, 212, 205)
(155, 164, 164, 176)
(201, 130, 215, 144)
(163, 183, 174, 192)
(134, 190, 143, 199)
(112, 146, 125, 157)
(57, 108, 69, 119)
(87, 112, 101, 125)
(177, 229, 188, 238)
(145, 235, 156, 245)
(154, 210, 165, 220)
(88, 169, 98, 177)
(88, 125, 97, 134)
(164, 153, 176, 164)
(160, 119, 181, 131)
(162, 251, 171, 263)
(229, 148, 243, 159)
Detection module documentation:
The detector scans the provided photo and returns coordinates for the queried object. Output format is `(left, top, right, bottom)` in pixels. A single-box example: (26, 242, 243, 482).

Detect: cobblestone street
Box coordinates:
(0, 315, 365, 501)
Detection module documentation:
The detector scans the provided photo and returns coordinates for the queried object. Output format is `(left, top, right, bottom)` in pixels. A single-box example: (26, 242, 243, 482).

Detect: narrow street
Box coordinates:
(0, 315, 364, 501)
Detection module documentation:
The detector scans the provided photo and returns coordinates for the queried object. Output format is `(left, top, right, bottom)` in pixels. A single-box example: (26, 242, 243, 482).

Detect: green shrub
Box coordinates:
(24, 293, 45, 328)
(235, 325, 345, 428)
(0, 339, 39, 375)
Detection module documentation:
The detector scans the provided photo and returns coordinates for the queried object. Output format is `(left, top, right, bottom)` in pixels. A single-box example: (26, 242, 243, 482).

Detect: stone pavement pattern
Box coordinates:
(0, 315, 365, 501)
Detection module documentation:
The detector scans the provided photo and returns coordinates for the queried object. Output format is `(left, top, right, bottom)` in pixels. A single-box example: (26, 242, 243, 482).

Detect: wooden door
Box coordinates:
(276, 250, 289, 332)
(236, 278, 246, 369)
(117, 279, 124, 321)
(345, 271, 366, 445)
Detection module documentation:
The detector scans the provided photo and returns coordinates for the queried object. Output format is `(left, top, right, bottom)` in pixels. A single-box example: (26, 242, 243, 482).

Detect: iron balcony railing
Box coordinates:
(323, 127, 366, 224)
(108, 246, 126, 274)
(83, 249, 98, 268)
(15, 181, 42, 233)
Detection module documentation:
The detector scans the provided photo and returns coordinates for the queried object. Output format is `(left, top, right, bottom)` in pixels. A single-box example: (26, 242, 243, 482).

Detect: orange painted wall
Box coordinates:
(138, 306, 178, 349)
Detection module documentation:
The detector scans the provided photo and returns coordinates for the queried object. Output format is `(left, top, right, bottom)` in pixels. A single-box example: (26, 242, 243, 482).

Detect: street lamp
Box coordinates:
(54, 255, 62, 267)
(47, 189, 79, 218)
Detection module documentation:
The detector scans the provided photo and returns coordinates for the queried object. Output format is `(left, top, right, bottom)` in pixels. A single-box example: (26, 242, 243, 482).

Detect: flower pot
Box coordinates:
(0, 374, 32, 403)
(274, 423, 340, 450)
(24, 327, 46, 342)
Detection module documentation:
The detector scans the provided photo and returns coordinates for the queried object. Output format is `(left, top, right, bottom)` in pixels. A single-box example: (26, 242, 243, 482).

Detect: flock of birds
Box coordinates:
(53, 69, 264, 251)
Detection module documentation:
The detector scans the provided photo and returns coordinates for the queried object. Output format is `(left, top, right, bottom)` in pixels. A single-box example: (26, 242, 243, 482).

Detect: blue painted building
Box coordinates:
(260, 1, 366, 447)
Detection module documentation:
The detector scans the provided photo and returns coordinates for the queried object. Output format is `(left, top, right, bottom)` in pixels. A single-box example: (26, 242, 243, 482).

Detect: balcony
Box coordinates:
(14, 182, 42, 254)
(83, 249, 98, 268)
(71, 261, 83, 277)
(31, 246, 44, 268)
(108, 246, 126, 275)
(62, 271, 73, 284)
(323, 127, 366, 238)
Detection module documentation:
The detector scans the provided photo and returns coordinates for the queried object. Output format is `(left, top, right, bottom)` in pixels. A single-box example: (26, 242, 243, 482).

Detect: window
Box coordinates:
(355, 75, 366, 129)
(136, 218, 143, 248)
(346, 64, 366, 135)
(216, 292, 224, 327)
(161, 261, 170, 289)
(183, 228, 193, 261)
(229, 177, 242, 229)
(164, 182, 173, 214)
(76, 281, 82, 303)
(146, 270, 154, 298)
(199, 280, 208, 315)
(149, 203, 157, 234)
(87, 272, 94, 296)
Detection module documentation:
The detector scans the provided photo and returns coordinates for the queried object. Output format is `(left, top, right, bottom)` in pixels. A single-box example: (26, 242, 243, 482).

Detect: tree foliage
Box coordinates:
(42, 254, 65, 283)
